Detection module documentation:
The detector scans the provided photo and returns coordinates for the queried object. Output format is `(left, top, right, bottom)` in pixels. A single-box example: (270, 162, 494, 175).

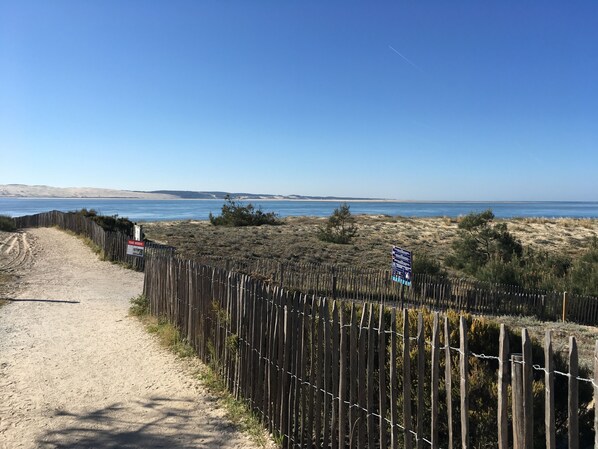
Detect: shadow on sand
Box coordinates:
(36, 396, 236, 448)
(4, 298, 80, 304)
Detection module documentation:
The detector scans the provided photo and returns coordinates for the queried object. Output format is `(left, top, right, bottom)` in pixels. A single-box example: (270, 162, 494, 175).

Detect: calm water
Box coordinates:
(1, 198, 597, 221)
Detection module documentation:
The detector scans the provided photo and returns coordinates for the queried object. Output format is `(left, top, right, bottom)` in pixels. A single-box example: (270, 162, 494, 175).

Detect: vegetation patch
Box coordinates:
(209, 195, 281, 227)
(129, 293, 149, 316)
(317, 203, 358, 244)
(144, 212, 597, 295)
(0, 215, 16, 232)
(196, 363, 275, 447)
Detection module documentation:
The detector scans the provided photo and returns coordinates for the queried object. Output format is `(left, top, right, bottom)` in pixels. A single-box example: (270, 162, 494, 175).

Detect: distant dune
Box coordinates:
(0, 184, 177, 199)
(0, 184, 381, 201)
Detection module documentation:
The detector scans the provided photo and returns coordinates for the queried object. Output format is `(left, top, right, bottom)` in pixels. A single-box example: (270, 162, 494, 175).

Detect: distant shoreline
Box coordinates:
(1, 197, 596, 203)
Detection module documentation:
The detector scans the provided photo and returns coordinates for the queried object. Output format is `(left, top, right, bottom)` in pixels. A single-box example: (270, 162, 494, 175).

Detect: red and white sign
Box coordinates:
(127, 239, 145, 257)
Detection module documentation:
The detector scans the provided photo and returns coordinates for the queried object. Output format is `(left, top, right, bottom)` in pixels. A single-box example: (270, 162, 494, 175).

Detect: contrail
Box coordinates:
(388, 45, 425, 73)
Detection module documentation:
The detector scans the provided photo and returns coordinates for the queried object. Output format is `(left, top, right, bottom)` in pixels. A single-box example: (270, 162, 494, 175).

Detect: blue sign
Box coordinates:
(391, 246, 412, 286)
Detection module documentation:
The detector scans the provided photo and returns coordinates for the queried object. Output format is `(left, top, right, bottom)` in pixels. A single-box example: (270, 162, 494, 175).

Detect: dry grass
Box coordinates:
(144, 215, 598, 271)
(143, 216, 598, 369)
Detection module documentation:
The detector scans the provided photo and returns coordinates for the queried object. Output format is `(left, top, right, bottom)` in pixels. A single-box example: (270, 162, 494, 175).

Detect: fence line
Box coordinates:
(144, 253, 598, 449)
(14, 211, 174, 270)
(194, 255, 598, 325)
(14, 211, 597, 324)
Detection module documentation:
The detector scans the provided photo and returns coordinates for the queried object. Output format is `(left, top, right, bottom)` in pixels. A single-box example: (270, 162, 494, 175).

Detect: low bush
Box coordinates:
(318, 203, 358, 244)
(209, 195, 281, 227)
(0, 215, 16, 232)
(129, 294, 149, 316)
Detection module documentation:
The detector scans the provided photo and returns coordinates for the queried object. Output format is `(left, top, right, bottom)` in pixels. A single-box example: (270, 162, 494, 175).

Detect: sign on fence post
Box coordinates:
(391, 246, 412, 286)
(127, 239, 145, 258)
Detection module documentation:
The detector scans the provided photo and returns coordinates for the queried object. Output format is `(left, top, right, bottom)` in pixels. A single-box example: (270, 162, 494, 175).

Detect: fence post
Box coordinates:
(430, 313, 440, 449)
(498, 324, 509, 449)
(332, 267, 337, 301)
(522, 329, 533, 449)
(444, 317, 453, 449)
(459, 316, 469, 449)
(562, 291, 568, 322)
(545, 331, 556, 449)
(569, 336, 579, 449)
(511, 353, 524, 449)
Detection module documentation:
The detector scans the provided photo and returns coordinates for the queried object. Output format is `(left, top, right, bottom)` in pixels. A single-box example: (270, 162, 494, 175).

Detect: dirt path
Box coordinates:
(0, 228, 264, 449)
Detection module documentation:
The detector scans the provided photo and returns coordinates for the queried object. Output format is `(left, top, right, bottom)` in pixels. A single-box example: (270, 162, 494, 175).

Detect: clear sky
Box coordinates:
(1, 1, 597, 200)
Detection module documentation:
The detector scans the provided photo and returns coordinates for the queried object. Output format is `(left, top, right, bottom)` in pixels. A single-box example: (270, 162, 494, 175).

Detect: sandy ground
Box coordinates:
(0, 228, 265, 449)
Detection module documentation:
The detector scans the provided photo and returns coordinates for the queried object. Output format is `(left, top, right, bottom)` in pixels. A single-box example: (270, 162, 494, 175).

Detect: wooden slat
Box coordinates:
(323, 299, 331, 449)
(299, 295, 309, 448)
(430, 313, 440, 449)
(280, 305, 290, 447)
(379, 304, 388, 449)
(367, 304, 376, 449)
(417, 312, 424, 449)
(390, 308, 399, 449)
(313, 298, 324, 448)
(331, 302, 340, 449)
(459, 316, 469, 449)
(306, 296, 317, 449)
(545, 330, 555, 449)
(444, 317, 453, 449)
(403, 309, 413, 449)
(522, 328, 533, 449)
(338, 304, 347, 449)
(349, 304, 358, 449)
(498, 324, 509, 449)
(512, 354, 524, 449)
(568, 336, 579, 449)
(357, 304, 368, 449)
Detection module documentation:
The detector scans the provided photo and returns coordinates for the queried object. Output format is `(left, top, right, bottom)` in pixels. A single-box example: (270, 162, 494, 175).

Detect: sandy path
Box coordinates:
(0, 228, 263, 449)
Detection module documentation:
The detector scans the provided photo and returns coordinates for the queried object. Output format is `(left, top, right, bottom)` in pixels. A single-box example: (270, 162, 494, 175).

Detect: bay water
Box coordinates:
(1, 198, 597, 221)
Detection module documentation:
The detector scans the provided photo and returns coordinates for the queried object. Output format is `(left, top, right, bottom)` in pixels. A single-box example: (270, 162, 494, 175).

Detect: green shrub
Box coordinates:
(412, 251, 446, 276)
(209, 195, 281, 227)
(567, 238, 598, 296)
(318, 203, 358, 244)
(0, 215, 16, 232)
(448, 210, 522, 275)
(129, 294, 149, 316)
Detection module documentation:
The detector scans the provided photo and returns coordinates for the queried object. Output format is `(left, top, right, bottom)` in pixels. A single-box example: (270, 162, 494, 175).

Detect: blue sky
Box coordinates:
(1, 1, 597, 200)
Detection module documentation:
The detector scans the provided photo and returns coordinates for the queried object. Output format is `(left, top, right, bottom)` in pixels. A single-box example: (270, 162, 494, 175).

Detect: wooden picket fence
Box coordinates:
(14, 211, 174, 270)
(193, 255, 598, 325)
(144, 253, 598, 449)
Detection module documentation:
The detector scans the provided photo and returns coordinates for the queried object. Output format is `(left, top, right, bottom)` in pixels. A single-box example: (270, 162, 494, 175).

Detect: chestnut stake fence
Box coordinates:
(14, 210, 174, 270)
(195, 255, 598, 326)
(14, 211, 598, 325)
(144, 253, 598, 449)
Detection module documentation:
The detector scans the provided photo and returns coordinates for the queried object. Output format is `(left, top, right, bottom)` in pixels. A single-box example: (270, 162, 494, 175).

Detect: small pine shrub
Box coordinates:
(209, 195, 281, 227)
(0, 215, 16, 232)
(318, 203, 357, 244)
